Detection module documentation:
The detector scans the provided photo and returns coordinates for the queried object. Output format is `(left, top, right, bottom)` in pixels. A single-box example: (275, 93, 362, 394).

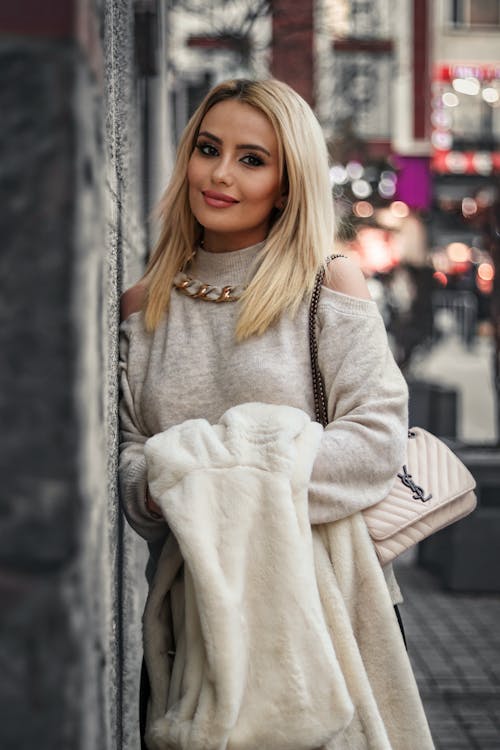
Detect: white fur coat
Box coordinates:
(143, 403, 434, 750)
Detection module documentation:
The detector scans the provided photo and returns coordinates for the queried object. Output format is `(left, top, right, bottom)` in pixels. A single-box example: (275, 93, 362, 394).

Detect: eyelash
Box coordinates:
(195, 142, 265, 167)
(196, 142, 218, 158)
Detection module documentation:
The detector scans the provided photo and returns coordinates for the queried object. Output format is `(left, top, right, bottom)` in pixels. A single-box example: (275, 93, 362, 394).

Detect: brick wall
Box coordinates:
(271, 0, 315, 106)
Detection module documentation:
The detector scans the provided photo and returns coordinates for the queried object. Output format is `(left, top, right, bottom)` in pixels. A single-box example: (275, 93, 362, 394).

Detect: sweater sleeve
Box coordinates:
(118, 320, 168, 542)
(308, 287, 408, 525)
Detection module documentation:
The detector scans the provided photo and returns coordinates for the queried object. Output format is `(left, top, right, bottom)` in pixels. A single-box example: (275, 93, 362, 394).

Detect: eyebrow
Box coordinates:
(197, 130, 271, 157)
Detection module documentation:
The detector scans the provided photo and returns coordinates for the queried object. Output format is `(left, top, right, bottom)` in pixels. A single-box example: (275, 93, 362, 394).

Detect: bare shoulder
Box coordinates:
(120, 282, 147, 321)
(323, 255, 372, 301)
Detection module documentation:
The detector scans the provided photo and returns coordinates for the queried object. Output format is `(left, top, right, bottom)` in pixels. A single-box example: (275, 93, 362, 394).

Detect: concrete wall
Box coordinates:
(0, 1, 169, 748)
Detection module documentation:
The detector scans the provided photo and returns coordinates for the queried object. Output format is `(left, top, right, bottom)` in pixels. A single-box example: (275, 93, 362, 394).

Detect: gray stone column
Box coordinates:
(0, 2, 170, 748)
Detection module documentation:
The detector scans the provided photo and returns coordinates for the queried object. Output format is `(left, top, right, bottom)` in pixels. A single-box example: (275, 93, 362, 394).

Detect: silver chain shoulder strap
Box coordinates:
(308, 254, 347, 428)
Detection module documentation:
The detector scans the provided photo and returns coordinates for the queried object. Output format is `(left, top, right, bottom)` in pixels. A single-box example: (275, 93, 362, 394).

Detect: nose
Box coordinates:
(211, 155, 234, 185)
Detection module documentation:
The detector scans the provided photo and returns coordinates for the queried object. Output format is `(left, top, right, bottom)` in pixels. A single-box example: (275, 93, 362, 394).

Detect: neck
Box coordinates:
(190, 239, 267, 285)
(202, 229, 270, 254)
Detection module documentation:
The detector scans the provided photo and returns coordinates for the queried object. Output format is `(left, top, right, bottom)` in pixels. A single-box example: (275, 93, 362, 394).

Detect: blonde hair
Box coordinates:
(143, 78, 334, 339)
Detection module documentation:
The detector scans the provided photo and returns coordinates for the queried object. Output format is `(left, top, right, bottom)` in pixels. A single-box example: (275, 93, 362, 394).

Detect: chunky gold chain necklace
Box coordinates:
(172, 271, 245, 303)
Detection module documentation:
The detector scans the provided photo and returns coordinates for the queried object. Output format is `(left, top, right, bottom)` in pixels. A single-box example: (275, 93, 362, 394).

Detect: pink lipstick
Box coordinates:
(202, 190, 239, 208)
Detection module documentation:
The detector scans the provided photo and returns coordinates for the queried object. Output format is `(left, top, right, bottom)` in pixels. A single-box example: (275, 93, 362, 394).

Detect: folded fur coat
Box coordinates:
(143, 403, 434, 750)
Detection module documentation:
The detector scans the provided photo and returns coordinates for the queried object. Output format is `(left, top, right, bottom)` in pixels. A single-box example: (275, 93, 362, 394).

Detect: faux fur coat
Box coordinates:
(142, 403, 434, 750)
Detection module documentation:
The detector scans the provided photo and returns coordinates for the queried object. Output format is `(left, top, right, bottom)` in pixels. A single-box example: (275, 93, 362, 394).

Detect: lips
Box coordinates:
(202, 190, 240, 208)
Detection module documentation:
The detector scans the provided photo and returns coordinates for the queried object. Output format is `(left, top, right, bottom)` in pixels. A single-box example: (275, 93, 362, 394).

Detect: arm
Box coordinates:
(119, 286, 167, 541)
(308, 257, 408, 524)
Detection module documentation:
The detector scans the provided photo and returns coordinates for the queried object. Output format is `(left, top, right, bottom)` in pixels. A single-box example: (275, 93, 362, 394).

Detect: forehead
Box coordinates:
(200, 99, 278, 150)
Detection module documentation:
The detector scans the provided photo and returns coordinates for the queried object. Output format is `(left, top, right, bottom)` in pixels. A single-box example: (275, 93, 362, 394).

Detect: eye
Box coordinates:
(241, 153, 264, 167)
(195, 141, 219, 157)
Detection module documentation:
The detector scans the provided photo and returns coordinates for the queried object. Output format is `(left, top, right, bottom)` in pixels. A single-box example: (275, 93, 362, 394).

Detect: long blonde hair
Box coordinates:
(143, 78, 334, 340)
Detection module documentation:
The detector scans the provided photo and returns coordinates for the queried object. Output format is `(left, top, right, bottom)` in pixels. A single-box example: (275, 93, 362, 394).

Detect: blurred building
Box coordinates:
(314, 2, 499, 367)
(165, 0, 271, 139)
(165, 0, 323, 133)
(429, 1, 500, 300)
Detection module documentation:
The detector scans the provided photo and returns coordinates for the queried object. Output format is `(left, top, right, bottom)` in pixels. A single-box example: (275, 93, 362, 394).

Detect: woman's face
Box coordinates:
(187, 99, 284, 252)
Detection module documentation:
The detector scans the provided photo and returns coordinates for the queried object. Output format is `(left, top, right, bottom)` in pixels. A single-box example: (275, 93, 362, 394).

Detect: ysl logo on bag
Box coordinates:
(397, 466, 432, 502)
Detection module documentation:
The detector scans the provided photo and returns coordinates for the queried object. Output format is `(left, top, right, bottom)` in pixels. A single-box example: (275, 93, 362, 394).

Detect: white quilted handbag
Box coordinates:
(309, 260, 477, 565)
(361, 427, 477, 565)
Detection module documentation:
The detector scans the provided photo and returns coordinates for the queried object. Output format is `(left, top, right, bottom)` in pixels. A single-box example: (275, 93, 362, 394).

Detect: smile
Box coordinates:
(202, 191, 240, 208)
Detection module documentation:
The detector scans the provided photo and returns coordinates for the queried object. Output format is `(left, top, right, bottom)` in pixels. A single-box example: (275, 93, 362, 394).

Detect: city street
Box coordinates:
(399, 330, 500, 748)
(409, 332, 498, 445)
(8, 1, 500, 747)
(396, 555, 500, 749)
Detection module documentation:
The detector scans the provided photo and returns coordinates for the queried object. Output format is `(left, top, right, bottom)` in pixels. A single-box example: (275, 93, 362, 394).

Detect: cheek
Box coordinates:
(250, 180, 281, 209)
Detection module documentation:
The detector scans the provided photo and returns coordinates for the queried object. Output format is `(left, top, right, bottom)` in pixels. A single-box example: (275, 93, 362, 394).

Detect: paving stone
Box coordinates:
(394, 560, 500, 748)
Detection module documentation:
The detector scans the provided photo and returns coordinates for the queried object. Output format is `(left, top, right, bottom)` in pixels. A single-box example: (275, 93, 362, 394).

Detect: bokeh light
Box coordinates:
(461, 197, 477, 217)
(351, 179, 372, 198)
(442, 91, 459, 107)
(452, 77, 480, 95)
(482, 87, 499, 104)
(390, 200, 410, 218)
(447, 242, 470, 263)
(478, 263, 495, 282)
(353, 200, 374, 218)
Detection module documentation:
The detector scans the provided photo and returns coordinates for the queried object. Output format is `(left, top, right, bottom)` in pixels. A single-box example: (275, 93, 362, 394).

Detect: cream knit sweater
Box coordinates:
(119, 242, 408, 598)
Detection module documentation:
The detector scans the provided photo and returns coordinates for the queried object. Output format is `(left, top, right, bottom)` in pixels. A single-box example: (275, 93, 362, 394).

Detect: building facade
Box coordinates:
(429, 0, 500, 247)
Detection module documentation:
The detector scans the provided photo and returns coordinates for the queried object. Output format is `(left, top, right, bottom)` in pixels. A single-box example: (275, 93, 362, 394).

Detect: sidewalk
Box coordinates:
(409, 333, 498, 444)
(394, 556, 500, 749)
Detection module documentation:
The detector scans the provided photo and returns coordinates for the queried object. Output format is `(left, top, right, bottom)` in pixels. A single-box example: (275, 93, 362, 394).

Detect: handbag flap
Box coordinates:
(364, 427, 477, 542)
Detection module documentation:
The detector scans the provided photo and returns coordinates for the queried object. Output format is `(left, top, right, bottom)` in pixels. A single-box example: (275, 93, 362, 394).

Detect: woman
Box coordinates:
(119, 79, 433, 749)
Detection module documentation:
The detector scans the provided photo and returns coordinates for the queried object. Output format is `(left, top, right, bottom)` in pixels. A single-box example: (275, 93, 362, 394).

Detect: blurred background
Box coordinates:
(1, 1, 499, 748)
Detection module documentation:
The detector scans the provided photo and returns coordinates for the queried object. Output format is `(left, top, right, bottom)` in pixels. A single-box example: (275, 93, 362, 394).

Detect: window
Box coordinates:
(325, 0, 391, 40)
(430, 64, 500, 176)
(451, 0, 500, 27)
(333, 52, 392, 139)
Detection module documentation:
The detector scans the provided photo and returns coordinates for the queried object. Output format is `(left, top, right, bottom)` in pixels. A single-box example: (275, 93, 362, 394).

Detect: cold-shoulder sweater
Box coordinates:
(119, 242, 408, 598)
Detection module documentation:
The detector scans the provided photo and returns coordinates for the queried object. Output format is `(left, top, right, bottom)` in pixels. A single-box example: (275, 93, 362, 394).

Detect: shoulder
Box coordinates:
(120, 282, 147, 322)
(323, 255, 372, 301)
